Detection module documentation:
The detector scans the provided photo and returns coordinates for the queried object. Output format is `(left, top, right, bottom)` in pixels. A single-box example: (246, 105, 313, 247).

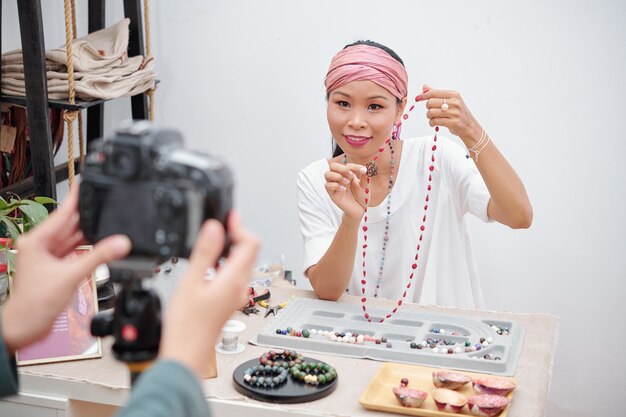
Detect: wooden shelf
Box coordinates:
(0, 94, 107, 111)
(0, 157, 82, 198)
(0, 0, 150, 200)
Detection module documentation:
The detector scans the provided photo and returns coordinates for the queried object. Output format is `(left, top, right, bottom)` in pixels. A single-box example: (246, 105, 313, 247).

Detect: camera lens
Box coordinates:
(107, 148, 140, 179)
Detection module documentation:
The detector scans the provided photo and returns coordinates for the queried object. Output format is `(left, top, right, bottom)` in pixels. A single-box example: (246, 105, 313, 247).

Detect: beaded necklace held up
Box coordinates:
(342, 141, 395, 298)
(349, 95, 439, 323)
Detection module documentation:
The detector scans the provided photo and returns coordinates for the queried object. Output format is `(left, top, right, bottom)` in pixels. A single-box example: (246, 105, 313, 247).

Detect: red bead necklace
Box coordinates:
(360, 95, 439, 323)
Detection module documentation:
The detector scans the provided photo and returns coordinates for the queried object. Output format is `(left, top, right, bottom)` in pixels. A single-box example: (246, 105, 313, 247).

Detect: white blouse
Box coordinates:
(296, 135, 492, 309)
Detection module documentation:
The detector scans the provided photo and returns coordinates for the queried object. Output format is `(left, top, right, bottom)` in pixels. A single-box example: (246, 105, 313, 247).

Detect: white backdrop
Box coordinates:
(3, 1, 625, 416)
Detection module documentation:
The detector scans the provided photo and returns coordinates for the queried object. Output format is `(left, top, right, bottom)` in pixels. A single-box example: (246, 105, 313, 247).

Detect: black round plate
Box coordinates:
(232, 356, 338, 403)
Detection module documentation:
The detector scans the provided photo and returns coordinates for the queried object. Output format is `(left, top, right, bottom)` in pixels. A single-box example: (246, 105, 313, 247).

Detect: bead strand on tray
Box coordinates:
(273, 327, 497, 356)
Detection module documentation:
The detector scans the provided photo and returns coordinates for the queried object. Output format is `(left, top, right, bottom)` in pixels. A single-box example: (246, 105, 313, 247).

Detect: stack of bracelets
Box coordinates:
(243, 350, 304, 388)
(243, 350, 337, 388)
(243, 364, 289, 388)
(290, 361, 338, 386)
(259, 349, 303, 368)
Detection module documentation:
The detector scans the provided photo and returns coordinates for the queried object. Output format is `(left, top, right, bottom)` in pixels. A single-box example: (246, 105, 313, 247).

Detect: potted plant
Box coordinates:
(0, 195, 58, 239)
(0, 195, 58, 304)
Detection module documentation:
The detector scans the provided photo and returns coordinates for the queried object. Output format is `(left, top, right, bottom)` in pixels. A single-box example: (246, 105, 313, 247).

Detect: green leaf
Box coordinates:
(0, 198, 8, 210)
(33, 196, 58, 205)
(2, 200, 28, 211)
(0, 217, 21, 240)
(18, 201, 48, 231)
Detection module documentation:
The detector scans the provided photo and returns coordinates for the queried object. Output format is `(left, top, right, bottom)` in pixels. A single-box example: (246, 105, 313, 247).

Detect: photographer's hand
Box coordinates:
(1, 186, 132, 354)
(159, 211, 259, 378)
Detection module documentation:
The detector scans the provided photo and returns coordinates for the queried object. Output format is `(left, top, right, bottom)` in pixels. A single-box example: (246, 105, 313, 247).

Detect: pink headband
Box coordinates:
(325, 44, 408, 100)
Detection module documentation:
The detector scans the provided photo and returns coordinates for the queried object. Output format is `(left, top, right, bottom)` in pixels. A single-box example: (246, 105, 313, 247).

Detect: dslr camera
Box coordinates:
(79, 121, 233, 261)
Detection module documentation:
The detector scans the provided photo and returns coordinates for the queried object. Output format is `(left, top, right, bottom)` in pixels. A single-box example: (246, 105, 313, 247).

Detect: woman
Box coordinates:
(297, 40, 532, 311)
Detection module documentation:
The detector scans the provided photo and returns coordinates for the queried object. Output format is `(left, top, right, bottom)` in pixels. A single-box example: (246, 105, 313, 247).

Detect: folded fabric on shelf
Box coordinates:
(0, 19, 157, 101)
(2, 55, 144, 82)
(1, 62, 65, 73)
(2, 57, 155, 101)
(1, 18, 130, 72)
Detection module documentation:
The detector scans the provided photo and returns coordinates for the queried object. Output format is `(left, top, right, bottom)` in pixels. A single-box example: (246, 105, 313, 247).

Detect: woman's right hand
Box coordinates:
(324, 162, 368, 221)
(159, 211, 260, 378)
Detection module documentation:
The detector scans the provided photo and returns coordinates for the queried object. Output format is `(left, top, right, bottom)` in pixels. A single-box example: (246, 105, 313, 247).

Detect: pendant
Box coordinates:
(366, 161, 378, 177)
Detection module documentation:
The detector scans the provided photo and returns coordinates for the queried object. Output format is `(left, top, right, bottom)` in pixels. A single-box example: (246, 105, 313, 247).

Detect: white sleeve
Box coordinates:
(296, 169, 338, 276)
(439, 136, 492, 222)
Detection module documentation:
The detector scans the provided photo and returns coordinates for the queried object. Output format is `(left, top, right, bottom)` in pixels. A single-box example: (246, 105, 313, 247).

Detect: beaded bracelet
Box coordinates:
(259, 349, 303, 368)
(243, 364, 289, 388)
(290, 361, 337, 385)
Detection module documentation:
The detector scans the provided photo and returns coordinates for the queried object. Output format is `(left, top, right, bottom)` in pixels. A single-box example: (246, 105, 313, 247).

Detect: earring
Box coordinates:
(392, 122, 402, 140)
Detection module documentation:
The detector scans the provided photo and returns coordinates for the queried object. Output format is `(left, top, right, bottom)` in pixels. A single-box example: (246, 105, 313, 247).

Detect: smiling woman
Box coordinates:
(327, 80, 405, 163)
(296, 40, 532, 314)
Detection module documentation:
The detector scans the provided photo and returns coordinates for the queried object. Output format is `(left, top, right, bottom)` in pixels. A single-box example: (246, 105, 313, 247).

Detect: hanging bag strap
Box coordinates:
(144, 0, 155, 121)
(62, 0, 82, 189)
(70, 0, 85, 168)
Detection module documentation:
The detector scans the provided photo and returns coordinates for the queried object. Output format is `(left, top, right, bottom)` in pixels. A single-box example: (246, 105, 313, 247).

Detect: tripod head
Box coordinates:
(91, 256, 161, 385)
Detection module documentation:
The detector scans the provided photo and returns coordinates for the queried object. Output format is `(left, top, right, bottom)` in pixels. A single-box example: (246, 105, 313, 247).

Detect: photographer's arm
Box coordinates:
(117, 212, 259, 417)
(116, 360, 208, 417)
(1, 187, 131, 355)
(0, 314, 19, 397)
(0, 185, 131, 399)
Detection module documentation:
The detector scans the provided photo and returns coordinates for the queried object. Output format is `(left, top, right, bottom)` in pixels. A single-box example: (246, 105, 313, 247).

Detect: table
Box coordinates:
(0, 284, 558, 417)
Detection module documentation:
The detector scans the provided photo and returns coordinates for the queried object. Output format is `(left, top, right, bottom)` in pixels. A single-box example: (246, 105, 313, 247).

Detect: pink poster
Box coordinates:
(15, 246, 102, 365)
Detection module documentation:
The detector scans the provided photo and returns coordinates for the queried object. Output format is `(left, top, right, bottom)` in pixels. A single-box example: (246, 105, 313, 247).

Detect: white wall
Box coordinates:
(3, 1, 625, 417)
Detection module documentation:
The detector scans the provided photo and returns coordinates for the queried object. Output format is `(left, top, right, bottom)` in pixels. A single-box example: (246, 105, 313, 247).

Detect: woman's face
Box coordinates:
(327, 80, 406, 162)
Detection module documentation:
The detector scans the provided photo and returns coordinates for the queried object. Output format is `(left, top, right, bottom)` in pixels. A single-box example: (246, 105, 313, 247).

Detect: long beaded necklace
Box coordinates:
(359, 96, 439, 323)
(375, 141, 395, 297)
(342, 140, 395, 298)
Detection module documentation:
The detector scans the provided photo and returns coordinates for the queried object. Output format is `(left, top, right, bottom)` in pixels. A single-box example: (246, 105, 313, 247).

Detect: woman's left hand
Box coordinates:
(420, 84, 483, 148)
(1, 185, 132, 354)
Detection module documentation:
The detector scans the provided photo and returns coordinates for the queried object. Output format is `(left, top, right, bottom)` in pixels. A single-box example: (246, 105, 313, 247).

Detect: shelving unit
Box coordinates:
(0, 0, 150, 199)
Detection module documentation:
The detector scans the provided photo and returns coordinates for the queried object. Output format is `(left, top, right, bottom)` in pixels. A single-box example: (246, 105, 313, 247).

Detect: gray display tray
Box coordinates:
(250, 297, 524, 376)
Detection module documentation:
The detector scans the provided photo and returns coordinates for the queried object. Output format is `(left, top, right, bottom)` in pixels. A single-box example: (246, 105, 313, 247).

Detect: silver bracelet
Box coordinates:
(466, 129, 490, 162)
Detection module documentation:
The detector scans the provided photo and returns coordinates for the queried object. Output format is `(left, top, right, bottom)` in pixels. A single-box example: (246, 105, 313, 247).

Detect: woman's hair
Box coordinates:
(344, 40, 404, 66)
(331, 40, 405, 158)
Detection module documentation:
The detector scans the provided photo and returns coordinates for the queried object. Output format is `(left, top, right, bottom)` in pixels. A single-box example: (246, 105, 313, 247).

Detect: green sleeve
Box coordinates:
(0, 310, 19, 398)
(116, 360, 210, 417)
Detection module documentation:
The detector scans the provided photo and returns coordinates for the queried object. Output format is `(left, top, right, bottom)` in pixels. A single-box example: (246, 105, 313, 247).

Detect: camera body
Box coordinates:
(79, 121, 233, 261)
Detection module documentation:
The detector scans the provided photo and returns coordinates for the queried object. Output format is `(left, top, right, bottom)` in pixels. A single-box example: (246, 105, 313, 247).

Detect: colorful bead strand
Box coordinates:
(360, 95, 439, 323)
